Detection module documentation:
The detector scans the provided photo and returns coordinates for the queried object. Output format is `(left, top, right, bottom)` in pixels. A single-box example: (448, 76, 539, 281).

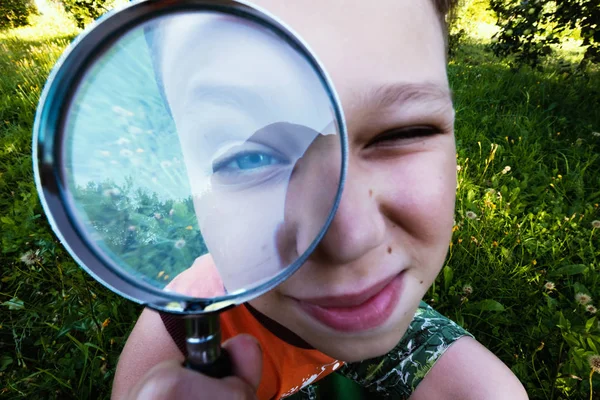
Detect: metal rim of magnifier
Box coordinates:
(33, 0, 348, 315)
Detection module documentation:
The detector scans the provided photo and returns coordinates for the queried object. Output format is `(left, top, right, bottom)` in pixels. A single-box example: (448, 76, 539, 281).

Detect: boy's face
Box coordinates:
(248, 0, 457, 362)
(161, 0, 456, 362)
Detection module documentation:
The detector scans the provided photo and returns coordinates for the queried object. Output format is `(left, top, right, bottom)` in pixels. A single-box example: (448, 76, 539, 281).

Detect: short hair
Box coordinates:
(431, 0, 461, 48)
(432, 0, 460, 16)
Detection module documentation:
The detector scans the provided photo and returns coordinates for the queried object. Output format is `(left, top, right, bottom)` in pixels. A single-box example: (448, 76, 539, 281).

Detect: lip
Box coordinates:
(294, 272, 405, 332)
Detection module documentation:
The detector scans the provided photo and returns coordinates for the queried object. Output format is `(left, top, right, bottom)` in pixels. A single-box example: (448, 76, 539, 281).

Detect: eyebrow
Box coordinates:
(365, 82, 453, 110)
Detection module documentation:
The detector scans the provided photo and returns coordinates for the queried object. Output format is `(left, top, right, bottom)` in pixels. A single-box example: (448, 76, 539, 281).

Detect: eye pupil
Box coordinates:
(236, 153, 271, 169)
(248, 154, 262, 163)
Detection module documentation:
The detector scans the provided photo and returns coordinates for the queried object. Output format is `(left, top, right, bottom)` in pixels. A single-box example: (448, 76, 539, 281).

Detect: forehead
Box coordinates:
(249, 0, 448, 99)
(156, 0, 451, 145)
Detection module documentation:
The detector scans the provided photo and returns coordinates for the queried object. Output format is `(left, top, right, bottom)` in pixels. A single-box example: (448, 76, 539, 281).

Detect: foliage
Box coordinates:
(60, 0, 114, 29)
(0, 0, 38, 30)
(74, 181, 206, 288)
(427, 41, 600, 398)
(1, 7, 600, 400)
(448, 0, 499, 58)
(489, 0, 600, 68)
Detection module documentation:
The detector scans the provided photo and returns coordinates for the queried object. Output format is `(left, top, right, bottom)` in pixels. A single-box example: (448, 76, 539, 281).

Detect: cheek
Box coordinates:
(192, 187, 289, 292)
(381, 145, 456, 246)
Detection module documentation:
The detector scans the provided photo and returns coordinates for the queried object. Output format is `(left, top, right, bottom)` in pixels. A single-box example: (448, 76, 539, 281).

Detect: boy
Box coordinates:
(113, 0, 529, 398)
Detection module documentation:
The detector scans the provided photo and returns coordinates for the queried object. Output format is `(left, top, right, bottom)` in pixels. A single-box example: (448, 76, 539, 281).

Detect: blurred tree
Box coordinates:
(489, 0, 599, 68)
(0, 0, 38, 29)
(60, 0, 113, 28)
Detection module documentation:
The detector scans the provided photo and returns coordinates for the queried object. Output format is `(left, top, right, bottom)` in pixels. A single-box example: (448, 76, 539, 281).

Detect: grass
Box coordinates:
(1, 2, 600, 399)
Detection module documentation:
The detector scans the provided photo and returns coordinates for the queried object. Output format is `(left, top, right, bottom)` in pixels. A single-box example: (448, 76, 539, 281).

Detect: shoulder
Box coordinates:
(338, 302, 527, 400)
(410, 336, 529, 400)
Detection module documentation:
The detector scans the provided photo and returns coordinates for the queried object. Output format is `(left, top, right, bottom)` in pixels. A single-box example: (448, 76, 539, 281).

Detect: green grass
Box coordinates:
(1, 3, 600, 400)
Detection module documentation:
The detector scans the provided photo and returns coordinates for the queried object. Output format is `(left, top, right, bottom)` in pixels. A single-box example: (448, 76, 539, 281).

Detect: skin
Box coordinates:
(157, 13, 339, 292)
(239, 0, 457, 362)
(113, 0, 529, 398)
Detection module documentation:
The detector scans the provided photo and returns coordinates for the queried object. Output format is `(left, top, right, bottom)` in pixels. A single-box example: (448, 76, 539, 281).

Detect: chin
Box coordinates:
(312, 322, 414, 362)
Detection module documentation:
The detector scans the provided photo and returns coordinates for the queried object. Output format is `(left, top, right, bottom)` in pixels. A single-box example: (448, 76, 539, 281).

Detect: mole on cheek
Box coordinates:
(387, 247, 392, 254)
(369, 189, 373, 197)
(420, 280, 424, 284)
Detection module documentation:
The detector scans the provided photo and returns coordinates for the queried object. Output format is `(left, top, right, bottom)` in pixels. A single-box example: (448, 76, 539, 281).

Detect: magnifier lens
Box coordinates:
(57, 10, 343, 304)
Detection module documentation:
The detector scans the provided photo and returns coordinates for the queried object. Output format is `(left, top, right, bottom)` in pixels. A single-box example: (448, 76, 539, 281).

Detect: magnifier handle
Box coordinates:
(184, 348, 232, 378)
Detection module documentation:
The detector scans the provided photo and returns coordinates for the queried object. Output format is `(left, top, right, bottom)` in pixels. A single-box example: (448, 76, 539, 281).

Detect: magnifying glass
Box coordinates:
(33, 0, 347, 378)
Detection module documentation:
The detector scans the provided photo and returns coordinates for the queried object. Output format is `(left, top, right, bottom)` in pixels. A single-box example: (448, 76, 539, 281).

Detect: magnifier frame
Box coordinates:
(33, 0, 348, 315)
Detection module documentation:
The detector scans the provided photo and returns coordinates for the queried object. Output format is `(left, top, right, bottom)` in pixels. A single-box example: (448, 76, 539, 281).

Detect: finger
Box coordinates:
(222, 334, 263, 391)
(128, 359, 257, 400)
(164, 254, 225, 297)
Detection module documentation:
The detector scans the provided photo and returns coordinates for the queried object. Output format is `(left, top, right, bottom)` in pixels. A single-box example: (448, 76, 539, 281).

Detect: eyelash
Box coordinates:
(368, 126, 440, 147)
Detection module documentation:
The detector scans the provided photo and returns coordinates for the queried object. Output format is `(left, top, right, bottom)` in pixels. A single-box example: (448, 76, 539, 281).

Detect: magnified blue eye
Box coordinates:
(212, 151, 286, 174)
(234, 153, 277, 170)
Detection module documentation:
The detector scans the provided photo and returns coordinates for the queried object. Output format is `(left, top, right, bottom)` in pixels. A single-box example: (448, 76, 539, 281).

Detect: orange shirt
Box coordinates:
(160, 305, 344, 399)
(221, 305, 343, 399)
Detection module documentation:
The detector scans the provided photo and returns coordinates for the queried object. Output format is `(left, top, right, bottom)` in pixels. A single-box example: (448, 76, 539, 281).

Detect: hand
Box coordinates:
(165, 254, 226, 297)
(125, 334, 262, 400)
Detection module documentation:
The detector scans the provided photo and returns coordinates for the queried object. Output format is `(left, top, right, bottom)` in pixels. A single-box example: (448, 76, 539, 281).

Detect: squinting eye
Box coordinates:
(370, 126, 440, 146)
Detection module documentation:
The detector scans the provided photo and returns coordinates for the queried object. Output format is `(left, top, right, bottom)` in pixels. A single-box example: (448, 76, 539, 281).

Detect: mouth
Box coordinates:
(292, 271, 405, 333)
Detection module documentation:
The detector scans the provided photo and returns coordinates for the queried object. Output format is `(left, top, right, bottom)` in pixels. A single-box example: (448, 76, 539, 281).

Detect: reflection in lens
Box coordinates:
(62, 11, 343, 299)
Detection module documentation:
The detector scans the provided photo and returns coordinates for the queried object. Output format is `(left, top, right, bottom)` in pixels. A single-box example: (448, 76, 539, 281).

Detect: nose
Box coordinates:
(278, 131, 386, 267)
(311, 161, 386, 265)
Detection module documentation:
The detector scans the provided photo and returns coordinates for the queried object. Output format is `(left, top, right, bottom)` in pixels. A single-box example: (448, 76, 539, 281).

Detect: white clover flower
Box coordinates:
(174, 239, 186, 249)
(128, 126, 143, 135)
(103, 188, 120, 197)
(592, 131, 600, 137)
(589, 354, 600, 373)
(544, 282, 555, 291)
(587, 305, 597, 314)
(592, 220, 600, 229)
(575, 292, 592, 305)
(501, 166, 511, 174)
(465, 211, 477, 220)
(112, 105, 134, 117)
(462, 285, 473, 295)
(20, 250, 41, 266)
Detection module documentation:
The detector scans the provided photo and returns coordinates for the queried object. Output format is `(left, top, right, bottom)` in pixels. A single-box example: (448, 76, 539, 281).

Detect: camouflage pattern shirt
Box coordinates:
(290, 301, 474, 399)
